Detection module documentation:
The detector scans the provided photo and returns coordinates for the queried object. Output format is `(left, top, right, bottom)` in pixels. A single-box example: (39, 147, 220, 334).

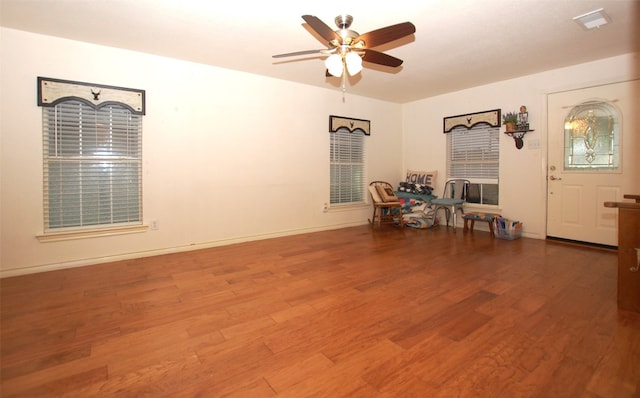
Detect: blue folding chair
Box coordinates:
(431, 179, 470, 231)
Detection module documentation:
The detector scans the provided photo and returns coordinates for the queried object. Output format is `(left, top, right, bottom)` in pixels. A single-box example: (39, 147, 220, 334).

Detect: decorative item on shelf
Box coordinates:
(503, 105, 534, 150)
(517, 105, 529, 131)
(502, 111, 517, 132)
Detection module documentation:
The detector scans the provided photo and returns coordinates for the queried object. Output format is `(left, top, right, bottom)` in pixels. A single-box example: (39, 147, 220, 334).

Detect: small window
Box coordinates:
(330, 128, 367, 205)
(563, 101, 619, 170)
(447, 125, 499, 205)
(43, 100, 142, 231)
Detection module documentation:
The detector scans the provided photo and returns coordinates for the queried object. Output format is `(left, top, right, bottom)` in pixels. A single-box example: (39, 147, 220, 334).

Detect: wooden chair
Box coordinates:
(368, 181, 403, 227)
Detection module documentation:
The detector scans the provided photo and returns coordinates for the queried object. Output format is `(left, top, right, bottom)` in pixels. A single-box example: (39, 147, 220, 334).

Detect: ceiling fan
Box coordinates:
(273, 15, 416, 78)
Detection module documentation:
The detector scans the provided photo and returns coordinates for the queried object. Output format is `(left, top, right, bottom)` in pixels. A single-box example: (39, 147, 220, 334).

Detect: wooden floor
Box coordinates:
(1, 225, 639, 397)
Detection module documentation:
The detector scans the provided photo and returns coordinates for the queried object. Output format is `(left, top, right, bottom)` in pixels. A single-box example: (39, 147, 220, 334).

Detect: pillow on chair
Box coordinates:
(368, 185, 383, 203)
(406, 169, 437, 188)
(376, 185, 399, 202)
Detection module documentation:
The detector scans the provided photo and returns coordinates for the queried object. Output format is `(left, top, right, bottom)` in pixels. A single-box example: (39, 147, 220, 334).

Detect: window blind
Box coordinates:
(447, 124, 499, 205)
(43, 101, 142, 230)
(330, 128, 366, 205)
(447, 125, 499, 181)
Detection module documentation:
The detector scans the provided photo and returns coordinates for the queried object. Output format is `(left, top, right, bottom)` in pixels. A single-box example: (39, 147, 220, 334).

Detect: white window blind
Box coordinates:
(447, 125, 499, 205)
(330, 128, 366, 205)
(43, 100, 142, 231)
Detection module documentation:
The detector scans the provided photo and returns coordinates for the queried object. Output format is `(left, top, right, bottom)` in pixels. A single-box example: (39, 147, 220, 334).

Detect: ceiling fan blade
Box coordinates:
(272, 49, 326, 58)
(362, 50, 404, 67)
(302, 15, 342, 44)
(355, 22, 416, 49)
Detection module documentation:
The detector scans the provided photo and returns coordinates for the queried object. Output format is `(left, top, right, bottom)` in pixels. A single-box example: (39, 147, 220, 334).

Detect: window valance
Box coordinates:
(329, 115, 370, 136)
(37, 77, 145, 115)
(443, 109, 501, 133)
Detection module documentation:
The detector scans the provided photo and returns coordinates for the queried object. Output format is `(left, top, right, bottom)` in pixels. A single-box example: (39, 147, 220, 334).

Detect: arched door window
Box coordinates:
(563, 101, 619, 170)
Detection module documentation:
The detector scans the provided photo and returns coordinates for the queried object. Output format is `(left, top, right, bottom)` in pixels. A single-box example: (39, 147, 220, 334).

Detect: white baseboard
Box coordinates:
(1, 221, 366, 278)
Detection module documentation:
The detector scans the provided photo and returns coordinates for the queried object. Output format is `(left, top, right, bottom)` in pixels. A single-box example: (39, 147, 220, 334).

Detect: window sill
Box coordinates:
(327, 203, 369, 212)
(37, 224, 148, 242)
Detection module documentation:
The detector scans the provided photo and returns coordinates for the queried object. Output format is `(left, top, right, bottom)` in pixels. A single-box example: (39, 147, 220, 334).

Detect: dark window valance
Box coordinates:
(329, 115, 370, 136)
(443, 109, 501, 133)
(37, 77, 146, 115)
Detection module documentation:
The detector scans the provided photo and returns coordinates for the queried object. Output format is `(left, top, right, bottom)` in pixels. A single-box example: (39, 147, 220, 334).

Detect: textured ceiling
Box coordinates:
(1, 0, 638, 103)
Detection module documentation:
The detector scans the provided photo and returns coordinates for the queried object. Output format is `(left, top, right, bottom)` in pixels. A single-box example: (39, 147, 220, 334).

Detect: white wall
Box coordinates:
(2, 27, 638, 277)
(403, 53, 639, 238)
(0, 28, 403, 276)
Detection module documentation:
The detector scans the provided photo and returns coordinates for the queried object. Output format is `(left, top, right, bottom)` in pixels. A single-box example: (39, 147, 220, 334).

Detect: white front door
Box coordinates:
(546, 80, 640, 246)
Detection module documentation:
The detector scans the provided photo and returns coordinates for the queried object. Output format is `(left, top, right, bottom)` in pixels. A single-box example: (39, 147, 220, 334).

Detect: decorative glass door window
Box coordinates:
(563, 101, 619, 169)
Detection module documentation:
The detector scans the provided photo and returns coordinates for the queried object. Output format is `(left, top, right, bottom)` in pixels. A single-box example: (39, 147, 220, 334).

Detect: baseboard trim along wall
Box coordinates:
(0, 221, 365, 278)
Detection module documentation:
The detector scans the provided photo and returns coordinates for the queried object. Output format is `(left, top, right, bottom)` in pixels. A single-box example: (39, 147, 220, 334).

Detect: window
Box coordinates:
(563, 101, 619, 169)
(43, 100, 142, 231)
(330, 128, 367, 205)
(447, 124, 499, 205)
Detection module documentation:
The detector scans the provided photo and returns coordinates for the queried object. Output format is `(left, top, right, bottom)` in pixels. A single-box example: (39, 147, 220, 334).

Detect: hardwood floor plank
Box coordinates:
(264, 352, 334, 393)
(2, 225, 639, 396)
(434, 329, 536, 397)
(195, 339, 276, 386)
(17, 366, 108, 398)
(585, 311, 640, 397)
(390, 290, 497, 348)
(362, 332, 452, 388)
(0, 358, 108, 397)
(268, 302, 316, 324)
(63, 353, 203, 398)
(0, 344, 92, 381)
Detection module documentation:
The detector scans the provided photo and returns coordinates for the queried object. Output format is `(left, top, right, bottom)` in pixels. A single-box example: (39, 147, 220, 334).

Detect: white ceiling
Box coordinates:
(1, 0, 638, 103)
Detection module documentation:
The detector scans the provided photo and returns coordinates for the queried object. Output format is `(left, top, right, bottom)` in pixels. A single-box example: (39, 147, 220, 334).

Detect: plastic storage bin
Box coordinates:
(493, 217, 522, 240)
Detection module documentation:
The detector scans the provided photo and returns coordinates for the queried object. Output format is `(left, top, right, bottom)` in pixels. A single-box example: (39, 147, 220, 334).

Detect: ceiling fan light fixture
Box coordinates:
(345, 52, 363, 76)
(325, 54, 344, 77)
(275, 15, 415, 84)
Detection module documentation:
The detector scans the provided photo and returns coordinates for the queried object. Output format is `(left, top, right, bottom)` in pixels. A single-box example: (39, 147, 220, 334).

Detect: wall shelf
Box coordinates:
(504, 129, 534, 149)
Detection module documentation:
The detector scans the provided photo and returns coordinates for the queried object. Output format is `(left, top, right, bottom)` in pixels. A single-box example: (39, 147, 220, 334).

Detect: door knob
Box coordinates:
(549, 176, 562, 180)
